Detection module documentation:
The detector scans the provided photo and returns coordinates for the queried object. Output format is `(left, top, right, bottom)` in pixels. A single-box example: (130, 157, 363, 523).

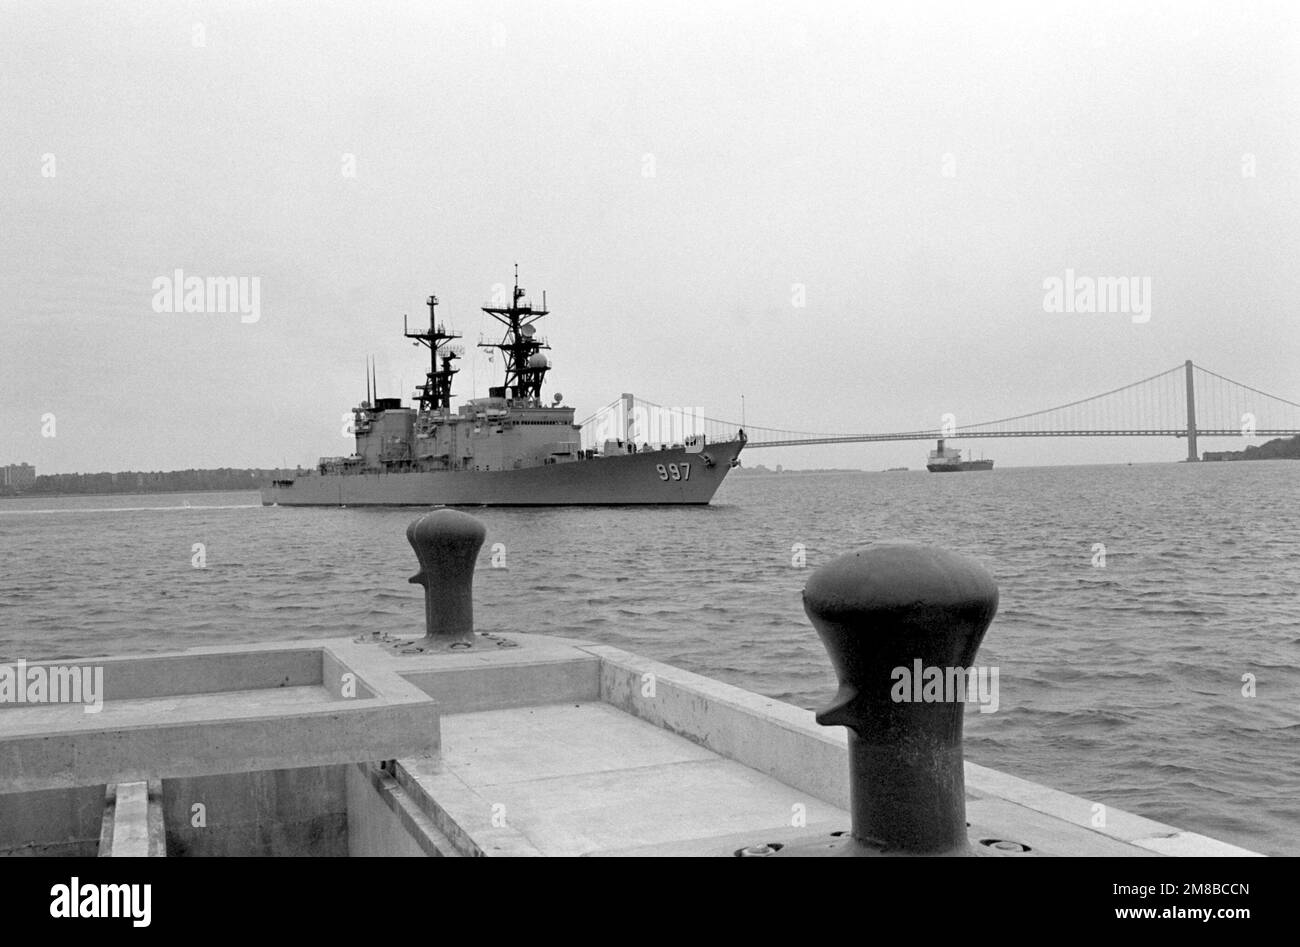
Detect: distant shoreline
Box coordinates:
(0, 468, 293, 500)
(733, 466, 865, 474)
(1201, 434, 1300, 462)
(0, 487, 263, 501)
(5, 447, 1295, 502)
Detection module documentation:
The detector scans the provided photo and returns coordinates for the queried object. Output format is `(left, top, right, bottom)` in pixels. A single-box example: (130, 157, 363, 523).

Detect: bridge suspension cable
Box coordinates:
(571, 362, 1300, 456)
(945, 363, 1187, 436)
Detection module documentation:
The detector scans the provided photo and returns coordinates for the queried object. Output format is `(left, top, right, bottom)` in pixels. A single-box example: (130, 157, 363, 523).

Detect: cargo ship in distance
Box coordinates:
(926, 439, 994, 473)
(262, 270, 746, 506)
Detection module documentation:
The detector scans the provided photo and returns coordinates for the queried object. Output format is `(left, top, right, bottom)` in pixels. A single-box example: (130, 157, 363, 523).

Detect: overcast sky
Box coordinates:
(3, 0, 1297, 473)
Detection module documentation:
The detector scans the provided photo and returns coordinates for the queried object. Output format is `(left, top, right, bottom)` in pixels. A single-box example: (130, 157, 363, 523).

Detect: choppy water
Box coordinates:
(2, 462, 1297, 855)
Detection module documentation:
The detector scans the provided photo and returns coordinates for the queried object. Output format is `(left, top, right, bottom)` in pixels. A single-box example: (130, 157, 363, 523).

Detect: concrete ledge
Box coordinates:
(99, 780, 165, 857)
(964, 763, 1263, 857)
(400, 656, 600, 714)
(1, 648, 328, 703)
(588, 644, 851, 808)
(580, 643, 1262, 857)
(0, 643, 439, 793)
(589, 820, 848, 857)
(966, 798, 1158, 857)
(1, 699, 439, 794)
(394, 755, 545, 857)
(346, 762, 460, 857)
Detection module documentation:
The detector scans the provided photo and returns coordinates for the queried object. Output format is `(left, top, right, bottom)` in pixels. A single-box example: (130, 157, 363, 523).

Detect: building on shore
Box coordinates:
(1, 463, 35, 487)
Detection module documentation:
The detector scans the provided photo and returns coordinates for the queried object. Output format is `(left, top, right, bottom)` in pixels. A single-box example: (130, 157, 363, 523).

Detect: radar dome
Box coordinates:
(527, 353, 550, 369)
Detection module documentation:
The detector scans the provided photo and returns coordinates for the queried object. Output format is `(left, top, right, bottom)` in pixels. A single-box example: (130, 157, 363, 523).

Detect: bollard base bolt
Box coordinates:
(768, 833, 1037, 857)
(353, 629, 522, 654)
(771, 833, 975, 858)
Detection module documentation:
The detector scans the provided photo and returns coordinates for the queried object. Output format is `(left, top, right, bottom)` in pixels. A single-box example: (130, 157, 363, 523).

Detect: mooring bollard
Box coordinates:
(406, 509, 487, 645)
(778, 542, 999, 857)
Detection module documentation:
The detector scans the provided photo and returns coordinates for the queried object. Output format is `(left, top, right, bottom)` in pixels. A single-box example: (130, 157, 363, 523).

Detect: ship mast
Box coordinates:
(478, 264, 551, 402)
(404, 293, 461, 413)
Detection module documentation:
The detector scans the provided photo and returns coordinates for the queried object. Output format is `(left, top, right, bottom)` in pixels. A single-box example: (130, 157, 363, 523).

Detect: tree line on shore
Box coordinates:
(0, 468, 297, 497)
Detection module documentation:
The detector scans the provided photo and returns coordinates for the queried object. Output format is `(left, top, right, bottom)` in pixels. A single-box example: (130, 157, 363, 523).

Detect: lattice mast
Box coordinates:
(479, 265, 551, 402)
(404, 293, 461, 413)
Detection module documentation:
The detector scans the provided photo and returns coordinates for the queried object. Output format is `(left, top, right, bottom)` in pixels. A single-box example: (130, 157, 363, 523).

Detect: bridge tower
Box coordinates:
(1184, 359, 1199, 462)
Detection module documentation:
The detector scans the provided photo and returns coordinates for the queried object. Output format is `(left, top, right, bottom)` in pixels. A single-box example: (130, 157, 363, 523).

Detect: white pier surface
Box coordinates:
(0, 633, 1260, 857)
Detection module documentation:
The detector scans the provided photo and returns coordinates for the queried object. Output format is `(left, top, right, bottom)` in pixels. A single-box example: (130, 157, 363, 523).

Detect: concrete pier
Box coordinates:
(0, 632, 1259, 856)
(0, 514, 1261, 857)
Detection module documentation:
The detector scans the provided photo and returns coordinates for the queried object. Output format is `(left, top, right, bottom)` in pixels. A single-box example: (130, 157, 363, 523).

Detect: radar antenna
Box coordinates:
(478, 265, 551, 402)
(404, 292, 461, 413)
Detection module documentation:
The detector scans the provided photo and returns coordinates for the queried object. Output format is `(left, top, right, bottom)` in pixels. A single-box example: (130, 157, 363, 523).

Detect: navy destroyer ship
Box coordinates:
(925, 439, 994, 472)
(262, 271, 746, 506)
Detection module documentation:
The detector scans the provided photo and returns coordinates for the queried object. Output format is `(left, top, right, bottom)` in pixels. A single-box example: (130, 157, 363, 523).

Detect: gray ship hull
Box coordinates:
(926, 460, 994, 472)
(262, 440, 745, 506)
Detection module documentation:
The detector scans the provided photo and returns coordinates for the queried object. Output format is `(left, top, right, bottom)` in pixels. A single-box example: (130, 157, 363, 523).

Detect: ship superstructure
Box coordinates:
(263, 269, 745, 506)
(925, 439, 994, 473)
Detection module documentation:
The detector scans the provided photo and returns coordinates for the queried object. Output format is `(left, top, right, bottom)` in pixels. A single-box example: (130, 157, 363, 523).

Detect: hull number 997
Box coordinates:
(656, 463, 691, 481)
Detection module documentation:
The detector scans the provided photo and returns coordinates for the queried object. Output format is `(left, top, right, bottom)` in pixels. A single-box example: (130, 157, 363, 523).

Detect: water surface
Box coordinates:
(2, 462, 1296, 855)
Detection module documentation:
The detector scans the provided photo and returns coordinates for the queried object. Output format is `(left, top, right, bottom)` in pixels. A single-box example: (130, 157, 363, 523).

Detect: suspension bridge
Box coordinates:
(578, 361, 1300, 462)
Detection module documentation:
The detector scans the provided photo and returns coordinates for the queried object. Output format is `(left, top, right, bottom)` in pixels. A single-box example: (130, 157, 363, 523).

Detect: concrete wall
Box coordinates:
(2, 763, 450, 858)
(0, 785, 105, 856)
(162, 766, 348, 857)
(346, 763, 447, 856)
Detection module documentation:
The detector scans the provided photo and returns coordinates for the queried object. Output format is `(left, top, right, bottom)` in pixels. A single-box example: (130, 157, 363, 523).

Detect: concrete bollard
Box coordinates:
(781, 542, 998, 856)
(406, 509, 487, 645)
